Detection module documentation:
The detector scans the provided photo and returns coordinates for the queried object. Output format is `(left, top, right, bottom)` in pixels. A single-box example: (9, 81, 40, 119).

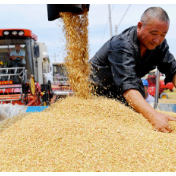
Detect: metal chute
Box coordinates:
(47, 4, 90, 21)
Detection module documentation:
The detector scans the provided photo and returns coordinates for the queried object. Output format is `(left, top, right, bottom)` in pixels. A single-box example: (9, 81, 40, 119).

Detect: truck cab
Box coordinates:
(44, 62, 73, 102)
(0, 29, 51, 105)
(0, 29, 50, 85)
(52, 62, 68, 84)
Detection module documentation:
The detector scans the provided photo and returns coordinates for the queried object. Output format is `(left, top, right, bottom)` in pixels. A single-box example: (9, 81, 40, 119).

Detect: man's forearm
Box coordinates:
(172, 74, 176, 87)
(15, 55, 24, 59)
(123, 89, 157, 124)
(9, 55, 24, 60)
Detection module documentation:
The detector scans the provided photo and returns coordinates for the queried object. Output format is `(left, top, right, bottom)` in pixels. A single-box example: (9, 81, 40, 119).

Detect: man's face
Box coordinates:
(137, 18, 169, 50)
(15, 44, 21, 53)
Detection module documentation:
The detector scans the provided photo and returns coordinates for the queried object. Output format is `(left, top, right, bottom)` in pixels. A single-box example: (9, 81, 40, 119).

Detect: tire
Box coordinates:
(160, 92, 168, 99)
(48, 80, 53, 99)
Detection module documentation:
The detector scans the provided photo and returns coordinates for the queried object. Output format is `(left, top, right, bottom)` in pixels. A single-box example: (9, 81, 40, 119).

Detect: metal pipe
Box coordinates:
(0, 99, 21, 102)
(53, 81, 69, 84)
(108, 4, 113, 38)
(0, 86, 22, 89)
(53, 91, 74, 95)
(27, 97, 38, 106)
(154, 67, 160, 109)
(0, 74, 21, 77)
(0, 67, 25, 84)
(25, 70, 28, 83)
(115, 25, 118, 35)
(0, 67, 25, 70)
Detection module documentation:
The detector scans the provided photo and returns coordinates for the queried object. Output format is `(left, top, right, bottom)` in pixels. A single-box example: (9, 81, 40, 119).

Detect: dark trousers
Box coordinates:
(9, 60, 26, 83)
(9, 60, 25, 68)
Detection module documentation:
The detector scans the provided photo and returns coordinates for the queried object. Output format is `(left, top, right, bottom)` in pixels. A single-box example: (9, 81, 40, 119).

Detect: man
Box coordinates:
(9, 44, 26, 67)
(142, 79, 155, 105)
(89, 7, 176, 133)
(9, 44, 25, 83)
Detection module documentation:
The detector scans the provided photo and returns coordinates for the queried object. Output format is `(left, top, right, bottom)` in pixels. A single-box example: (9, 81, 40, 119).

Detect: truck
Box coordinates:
(44, 62, 74, 103)
(0, 28, 53, 106)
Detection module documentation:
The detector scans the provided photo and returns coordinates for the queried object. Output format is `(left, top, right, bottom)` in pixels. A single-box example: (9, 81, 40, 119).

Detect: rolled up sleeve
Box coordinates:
(108, 43, 145, 97)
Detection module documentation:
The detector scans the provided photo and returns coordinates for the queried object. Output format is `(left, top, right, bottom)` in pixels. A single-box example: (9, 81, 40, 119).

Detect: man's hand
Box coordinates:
(149, 111, 176, 133)
(123, 89, 176, 133)
(10, 55, 16, 60)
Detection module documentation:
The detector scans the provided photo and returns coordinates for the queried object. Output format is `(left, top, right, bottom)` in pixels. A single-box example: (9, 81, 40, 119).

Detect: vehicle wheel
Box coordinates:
(160, 92, 168, 99)
(170, 89, 174, 92)
(48, 80, 51, 85)
(48, 80, 53, 98)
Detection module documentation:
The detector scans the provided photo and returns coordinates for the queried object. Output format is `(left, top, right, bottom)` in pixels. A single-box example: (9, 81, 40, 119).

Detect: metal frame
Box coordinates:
(53, 76, 69, 84)
(0, 67, 27, 104)
(154, 67, 159, 109)
(0, 67, 26, 82)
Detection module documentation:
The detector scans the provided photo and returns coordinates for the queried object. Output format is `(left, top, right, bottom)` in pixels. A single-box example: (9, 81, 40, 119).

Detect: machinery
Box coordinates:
(147, 74, 174, 99)
(145, 69, 174, 99)
(0, 29, 53, 106)
(47, 4, 90, 21)
(44, 62, 74, 103)
(0, 4, 90, 116)
(0, 4, 91, 119)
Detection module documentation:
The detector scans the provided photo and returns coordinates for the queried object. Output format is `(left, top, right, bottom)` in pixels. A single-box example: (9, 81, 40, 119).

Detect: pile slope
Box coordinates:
(0, 96, 176, 171)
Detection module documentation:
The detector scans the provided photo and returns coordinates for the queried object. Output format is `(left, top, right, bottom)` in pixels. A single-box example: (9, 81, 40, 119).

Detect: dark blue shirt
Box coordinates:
(89, 26, 176, 98)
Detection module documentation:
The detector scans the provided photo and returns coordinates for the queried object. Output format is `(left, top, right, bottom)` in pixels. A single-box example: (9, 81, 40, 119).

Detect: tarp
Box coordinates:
(0, 104, 27, 121)
(0, 104, 48, 121)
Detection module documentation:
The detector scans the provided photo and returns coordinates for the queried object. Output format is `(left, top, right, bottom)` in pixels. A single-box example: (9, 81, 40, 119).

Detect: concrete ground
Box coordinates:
(159, 88, 176, 104)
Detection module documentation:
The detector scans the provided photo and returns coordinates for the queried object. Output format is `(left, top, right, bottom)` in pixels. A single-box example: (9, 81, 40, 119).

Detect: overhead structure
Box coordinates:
(47, 4, 90, 21)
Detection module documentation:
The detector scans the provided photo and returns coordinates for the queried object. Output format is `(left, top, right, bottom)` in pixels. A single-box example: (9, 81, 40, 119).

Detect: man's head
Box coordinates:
(137, 7, 169, 51)
(15, 44, 21, 53)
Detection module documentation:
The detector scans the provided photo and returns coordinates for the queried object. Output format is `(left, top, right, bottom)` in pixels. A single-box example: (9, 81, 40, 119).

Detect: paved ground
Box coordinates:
(158, 89, 176, 104)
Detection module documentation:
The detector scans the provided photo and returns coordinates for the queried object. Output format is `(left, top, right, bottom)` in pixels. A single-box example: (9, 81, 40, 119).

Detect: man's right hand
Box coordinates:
(149, 111, 176, 133)
(123, 89, 176, 133)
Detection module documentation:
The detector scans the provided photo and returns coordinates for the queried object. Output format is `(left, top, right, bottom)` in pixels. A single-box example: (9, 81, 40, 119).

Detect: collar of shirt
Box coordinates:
(132, 26, 140, 52)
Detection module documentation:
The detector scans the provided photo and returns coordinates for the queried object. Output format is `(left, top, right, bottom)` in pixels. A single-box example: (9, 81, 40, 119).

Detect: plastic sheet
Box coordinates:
(0, 104, 27, 121)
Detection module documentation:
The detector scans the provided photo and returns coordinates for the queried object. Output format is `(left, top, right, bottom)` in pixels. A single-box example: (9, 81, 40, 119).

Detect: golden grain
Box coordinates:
(60, 8, 91, 99)
(0, 96, 175, 171)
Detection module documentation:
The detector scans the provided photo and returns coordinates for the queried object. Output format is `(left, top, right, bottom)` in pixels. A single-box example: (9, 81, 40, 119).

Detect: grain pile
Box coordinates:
(60, 8, 91, 98)
(1, 5, 176, 173)
(0, 112, 31, 133)
(0, 96, 176, 171)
